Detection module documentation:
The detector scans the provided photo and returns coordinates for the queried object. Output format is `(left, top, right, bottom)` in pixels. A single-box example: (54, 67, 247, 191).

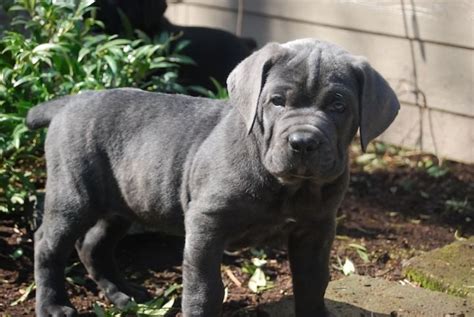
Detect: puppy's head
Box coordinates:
(227, 39, 399, 184)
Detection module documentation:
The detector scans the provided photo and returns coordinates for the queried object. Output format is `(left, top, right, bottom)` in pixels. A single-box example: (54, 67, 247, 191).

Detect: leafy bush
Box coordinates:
(0, 0, 196, 213)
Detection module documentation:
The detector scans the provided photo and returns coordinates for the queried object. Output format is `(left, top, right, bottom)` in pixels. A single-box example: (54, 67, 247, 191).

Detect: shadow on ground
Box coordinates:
(258, 296, 390, 317)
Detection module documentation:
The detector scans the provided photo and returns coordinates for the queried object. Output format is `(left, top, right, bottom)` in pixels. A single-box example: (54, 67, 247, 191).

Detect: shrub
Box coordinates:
(0, 0, 195, 214)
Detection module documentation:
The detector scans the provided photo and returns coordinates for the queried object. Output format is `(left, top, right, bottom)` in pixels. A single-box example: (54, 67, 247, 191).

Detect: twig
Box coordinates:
(224, 268, 242, 288)
(374, 267, 394, 277)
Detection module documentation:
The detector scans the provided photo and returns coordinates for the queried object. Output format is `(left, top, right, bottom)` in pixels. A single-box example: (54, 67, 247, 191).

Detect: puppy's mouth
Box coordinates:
(274, 167, 319, 183)
(277, 174, 317, 185)
(272, 160, 337, 184)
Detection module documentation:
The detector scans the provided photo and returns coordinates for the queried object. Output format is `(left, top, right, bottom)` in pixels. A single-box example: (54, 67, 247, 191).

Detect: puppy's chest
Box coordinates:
(228, 186, 324, 248)
(228, 216, 298, 248)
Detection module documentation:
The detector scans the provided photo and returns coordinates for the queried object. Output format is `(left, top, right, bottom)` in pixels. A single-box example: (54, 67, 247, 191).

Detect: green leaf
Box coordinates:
(157, 32, 170, 44)
(250, 248, 266, 258)
(355, 153, 377, 165)
(348, 243, 367, 252)
(169, 54, 196, 65)
(10, 282, 36, 306)
(12, 123, 29, 149)
(10, 194, 25, 205)
(0, 68, 13, 83)
(174, 39, 191, 52)
(53, 0, 75, 7)
(97, 39, 131, 52)
(66, 275, 86, 286)
(248, 267, 266, 293)
(77, 0, 95, 10)
(78, 47, 91, 62)
(187, 85, 212, 97)
(12, 75, 36, 88)
(33, 43, 66, 53)
(163, 283, 181, 297)
(8, 5, 28, 12)
(103, 55, 118, 75)
(0, 114, 24, 122)
(426, 165, 449, 178)
(135, 29, 151, 43)
(83, 34, 108, 47)
(149, 61, 177, 69)
(209, 77, 228, 99)
(160, 297, 175, 312)
(10, 248, 23, 260)
(356, 249, 370, 263)
(93, 303, 107, 317)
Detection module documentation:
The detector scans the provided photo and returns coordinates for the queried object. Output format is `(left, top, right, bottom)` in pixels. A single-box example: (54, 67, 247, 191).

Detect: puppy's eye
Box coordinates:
(329, 102, 346, 113)
(270, 95, 286, 107)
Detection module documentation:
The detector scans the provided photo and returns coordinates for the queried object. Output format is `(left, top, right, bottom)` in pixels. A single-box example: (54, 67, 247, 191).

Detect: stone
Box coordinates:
(260, 275, 473, 317)
(403, 237, 474, 298)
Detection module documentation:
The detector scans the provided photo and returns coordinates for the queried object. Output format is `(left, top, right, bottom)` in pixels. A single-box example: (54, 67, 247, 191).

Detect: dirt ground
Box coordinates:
(1, 143, 473, 316)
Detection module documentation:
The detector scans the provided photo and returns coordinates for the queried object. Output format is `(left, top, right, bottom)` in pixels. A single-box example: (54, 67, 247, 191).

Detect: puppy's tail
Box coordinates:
(26, 95, 73, 130)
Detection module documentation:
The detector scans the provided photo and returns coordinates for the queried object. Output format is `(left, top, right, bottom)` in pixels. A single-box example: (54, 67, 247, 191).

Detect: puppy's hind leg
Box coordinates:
(75, 215, 151, 308)
(34, 202, 95, 317)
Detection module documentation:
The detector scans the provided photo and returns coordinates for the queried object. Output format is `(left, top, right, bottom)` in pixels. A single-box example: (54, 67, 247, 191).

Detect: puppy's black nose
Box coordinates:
(288, 132, 320, 152)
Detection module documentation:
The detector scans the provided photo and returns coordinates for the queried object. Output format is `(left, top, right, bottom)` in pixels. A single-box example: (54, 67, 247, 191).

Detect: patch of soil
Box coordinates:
(0, 147, 472, 316)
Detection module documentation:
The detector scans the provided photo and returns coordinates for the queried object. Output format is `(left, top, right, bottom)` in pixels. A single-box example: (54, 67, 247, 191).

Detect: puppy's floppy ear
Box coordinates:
(227, 42, 284, 134)
(353, 57, 400, 152)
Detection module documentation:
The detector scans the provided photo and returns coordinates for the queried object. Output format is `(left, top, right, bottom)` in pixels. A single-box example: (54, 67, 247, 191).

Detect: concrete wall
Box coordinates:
(166, 0, 474, 163)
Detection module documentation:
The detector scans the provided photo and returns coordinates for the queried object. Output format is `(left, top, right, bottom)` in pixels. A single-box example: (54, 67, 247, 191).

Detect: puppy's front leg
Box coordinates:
(182, 210, 225, 317)
(288, 218, 336, 317)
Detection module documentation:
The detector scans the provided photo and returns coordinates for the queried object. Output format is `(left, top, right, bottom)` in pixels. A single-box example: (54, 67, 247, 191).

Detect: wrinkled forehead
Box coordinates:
(267, 41, 357, 94)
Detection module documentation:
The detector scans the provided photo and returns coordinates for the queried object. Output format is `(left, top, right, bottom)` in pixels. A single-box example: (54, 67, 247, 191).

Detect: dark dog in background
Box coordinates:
(28, 39, 399, 316)
(95, 0, 256, 90)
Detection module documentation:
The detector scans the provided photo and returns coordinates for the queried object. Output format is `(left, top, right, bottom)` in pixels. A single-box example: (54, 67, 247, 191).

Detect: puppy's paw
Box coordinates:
(37, 304, 77, 317)
(107, 290, 134, 309)
(126, 283, 151, 303)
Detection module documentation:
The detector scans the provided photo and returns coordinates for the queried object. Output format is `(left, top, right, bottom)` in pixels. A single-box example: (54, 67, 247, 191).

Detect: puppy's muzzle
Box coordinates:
(288, 131, 320, 153)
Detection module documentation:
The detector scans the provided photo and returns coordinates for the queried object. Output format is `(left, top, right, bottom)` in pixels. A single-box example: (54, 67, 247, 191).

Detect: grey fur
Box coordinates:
(29, 39, 399, 317)
(26, 95, 75, 129)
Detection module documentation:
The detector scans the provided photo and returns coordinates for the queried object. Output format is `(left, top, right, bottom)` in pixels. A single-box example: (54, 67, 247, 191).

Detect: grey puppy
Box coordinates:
(27, 39, 399, 317)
